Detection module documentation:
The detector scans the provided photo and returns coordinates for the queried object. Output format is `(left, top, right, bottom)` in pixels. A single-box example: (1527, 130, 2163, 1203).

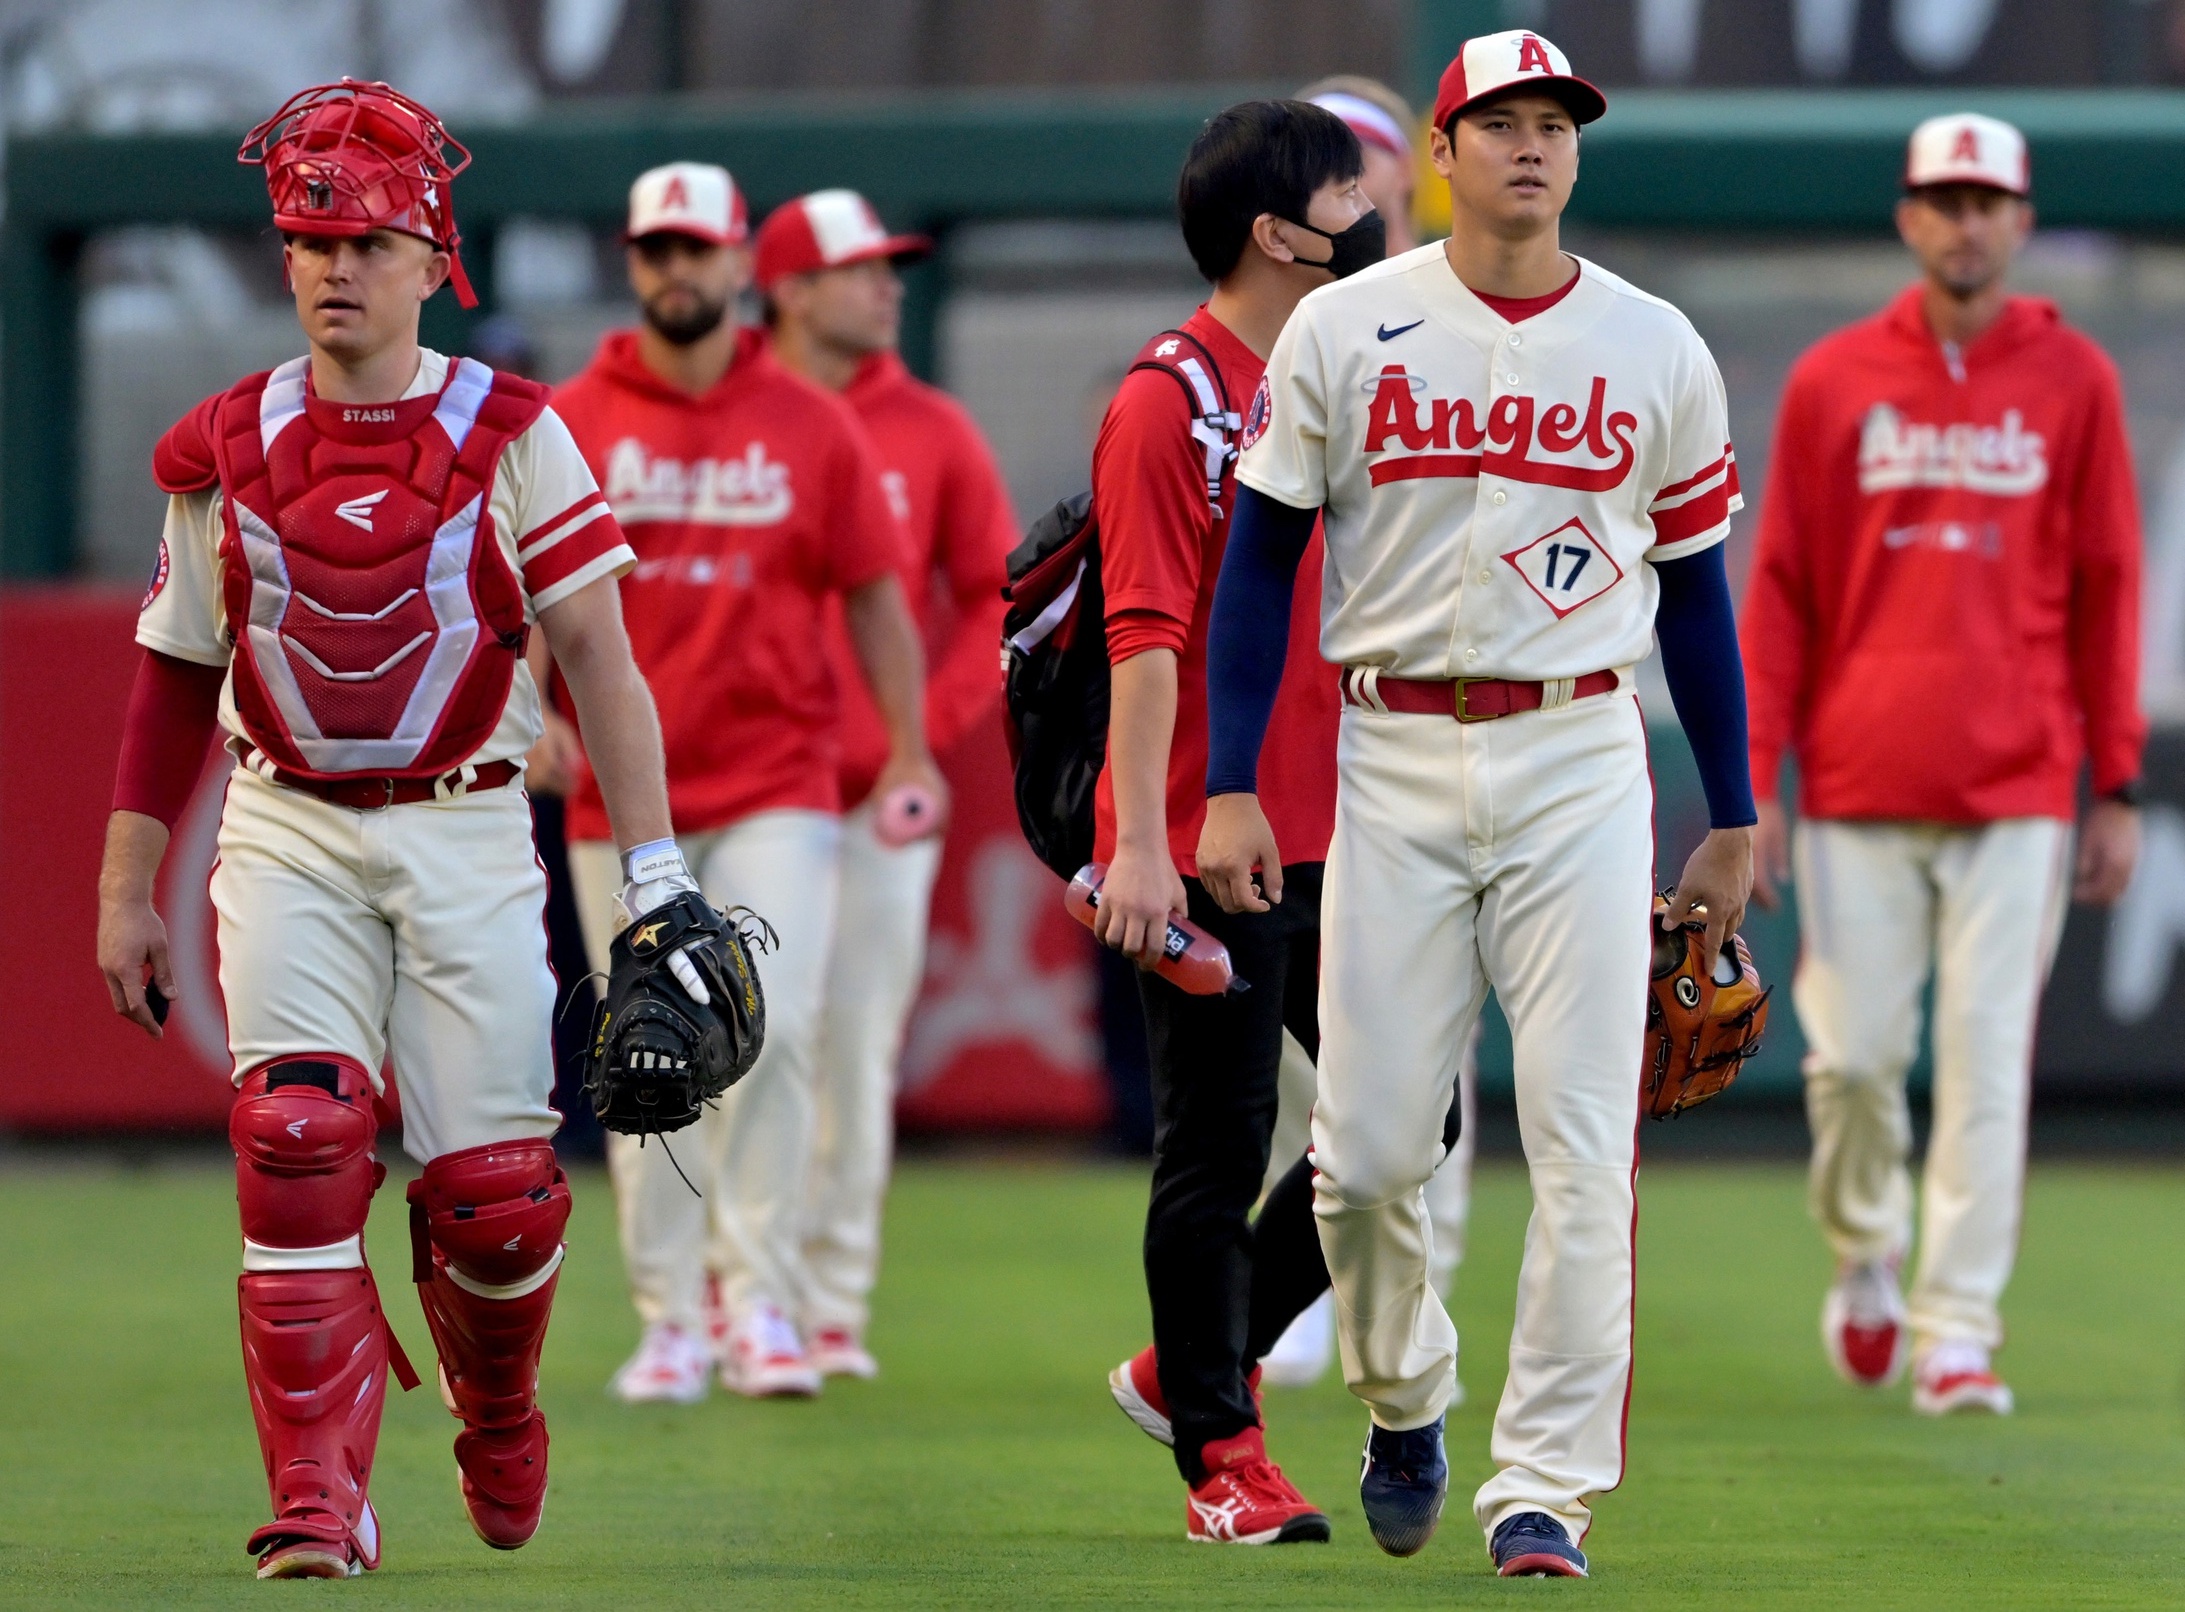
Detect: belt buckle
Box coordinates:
(381, 777, 396, 809)
(1453, 676, 1492, 723)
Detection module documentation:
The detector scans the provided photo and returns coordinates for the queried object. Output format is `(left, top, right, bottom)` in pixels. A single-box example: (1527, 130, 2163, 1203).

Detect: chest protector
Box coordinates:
(157, 356, 550, 780)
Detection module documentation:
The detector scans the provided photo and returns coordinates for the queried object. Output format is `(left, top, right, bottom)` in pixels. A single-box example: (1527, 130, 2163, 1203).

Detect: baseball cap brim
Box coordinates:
(1438, 75, 1606, 132)
(623, 223, 743, 246)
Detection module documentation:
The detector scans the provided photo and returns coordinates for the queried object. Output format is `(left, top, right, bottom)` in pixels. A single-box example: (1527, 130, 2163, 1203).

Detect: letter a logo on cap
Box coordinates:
(1517, 34, 1552, 73)
(662, 175, 688, 210)
(1950, 126, 1980, 162)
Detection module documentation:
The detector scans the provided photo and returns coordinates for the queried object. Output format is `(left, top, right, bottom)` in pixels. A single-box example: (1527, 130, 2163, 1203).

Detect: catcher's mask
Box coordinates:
(584, 893, 771, 1138)
(240, 78, 478, 307)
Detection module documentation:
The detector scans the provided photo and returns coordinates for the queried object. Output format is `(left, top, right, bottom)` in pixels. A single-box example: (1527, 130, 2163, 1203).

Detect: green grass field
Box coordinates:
(1, 1154, 2181, 1608)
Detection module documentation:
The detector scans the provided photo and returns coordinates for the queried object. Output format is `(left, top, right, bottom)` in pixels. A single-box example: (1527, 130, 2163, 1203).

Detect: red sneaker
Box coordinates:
(1822, 1261, 1907, 1388)
(1184, 1427, 1331, 1545)
(1107, 1345, 1262, 1448)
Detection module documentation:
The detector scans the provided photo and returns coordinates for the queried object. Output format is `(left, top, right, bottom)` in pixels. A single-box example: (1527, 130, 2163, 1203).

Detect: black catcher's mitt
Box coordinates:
(584, 892, 769, 1136)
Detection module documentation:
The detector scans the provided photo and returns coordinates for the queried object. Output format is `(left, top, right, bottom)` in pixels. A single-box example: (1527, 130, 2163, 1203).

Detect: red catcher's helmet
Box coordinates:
(239, 78, 478, 308)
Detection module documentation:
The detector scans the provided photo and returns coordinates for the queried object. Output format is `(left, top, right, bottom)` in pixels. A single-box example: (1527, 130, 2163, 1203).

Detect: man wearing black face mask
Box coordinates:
(1091, 100, 1378, 1545)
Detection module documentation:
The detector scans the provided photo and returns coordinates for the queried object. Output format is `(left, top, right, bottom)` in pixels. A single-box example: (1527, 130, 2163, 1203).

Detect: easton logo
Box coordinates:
(629, 920, 669, 950)
(334, 490, 389, 531)
(1364, 366, 1637, 491)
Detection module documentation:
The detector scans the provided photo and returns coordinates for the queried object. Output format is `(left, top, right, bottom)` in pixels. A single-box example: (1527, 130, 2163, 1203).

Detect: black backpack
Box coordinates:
(1000, 327, 1239, 878)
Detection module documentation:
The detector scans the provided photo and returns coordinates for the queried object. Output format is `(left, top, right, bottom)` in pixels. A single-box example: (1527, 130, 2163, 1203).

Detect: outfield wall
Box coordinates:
(9, 589, 2183, 1135)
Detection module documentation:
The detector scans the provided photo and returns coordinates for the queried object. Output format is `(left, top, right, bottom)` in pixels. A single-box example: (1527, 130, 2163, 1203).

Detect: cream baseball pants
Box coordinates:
(1268, 1023, 1477, 1295)
(211, 767, 561, 1164)
(1793, 816, 2072, 1352)
(1315, 692, 1652, 1547)
(571, 809, 841, 1332)
(800, 798, 944, 1338)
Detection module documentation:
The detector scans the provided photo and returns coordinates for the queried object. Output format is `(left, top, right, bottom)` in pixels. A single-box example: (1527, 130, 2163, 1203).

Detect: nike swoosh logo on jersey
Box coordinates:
(1377, 320, 1425, 341)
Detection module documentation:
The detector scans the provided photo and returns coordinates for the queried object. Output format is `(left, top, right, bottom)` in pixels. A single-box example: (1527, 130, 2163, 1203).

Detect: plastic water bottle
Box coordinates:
(1064, 863, 1247, 997)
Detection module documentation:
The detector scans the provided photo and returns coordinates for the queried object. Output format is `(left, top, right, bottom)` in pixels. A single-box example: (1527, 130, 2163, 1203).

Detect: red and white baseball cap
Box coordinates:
(626, 161, 748, 245)
(753, 189, 931, 291)
(1433, 30, 1606, 132)
(1904, 112, 2029, 197)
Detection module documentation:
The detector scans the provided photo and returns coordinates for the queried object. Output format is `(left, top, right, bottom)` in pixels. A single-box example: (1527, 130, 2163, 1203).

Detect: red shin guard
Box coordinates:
(231, 1056, 414, 1573)
(407, 1139, 571, 1550)
(238, 1268, 395, 1571)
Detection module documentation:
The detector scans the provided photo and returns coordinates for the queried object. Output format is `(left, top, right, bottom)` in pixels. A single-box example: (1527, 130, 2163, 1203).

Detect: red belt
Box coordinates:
(257, 757, 523, 810)
(1339, 666, 1621, 722)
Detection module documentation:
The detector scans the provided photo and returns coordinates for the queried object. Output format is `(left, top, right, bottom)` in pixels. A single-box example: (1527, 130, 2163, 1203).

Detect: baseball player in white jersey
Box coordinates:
(94, 81, 690, 1580)
(1198, 33, 1757, 1577)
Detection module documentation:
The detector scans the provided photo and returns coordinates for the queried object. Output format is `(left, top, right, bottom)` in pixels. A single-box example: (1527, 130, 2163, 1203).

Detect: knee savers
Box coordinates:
(407, 1139, 570, 1292)
(231, 1056, 381, 1257)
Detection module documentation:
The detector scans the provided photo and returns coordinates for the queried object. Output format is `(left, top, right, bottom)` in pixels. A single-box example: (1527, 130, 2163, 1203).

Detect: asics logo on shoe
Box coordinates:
(1377, 319, 1424, 341)
(1190, 1494, 1248, 1540)
(334, 490, 388, 530)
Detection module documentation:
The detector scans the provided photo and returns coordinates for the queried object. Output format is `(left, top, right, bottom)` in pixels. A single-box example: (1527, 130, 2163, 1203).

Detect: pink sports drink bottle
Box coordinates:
(874, 784, 942, 846)
(1065, 863, 1247, 997)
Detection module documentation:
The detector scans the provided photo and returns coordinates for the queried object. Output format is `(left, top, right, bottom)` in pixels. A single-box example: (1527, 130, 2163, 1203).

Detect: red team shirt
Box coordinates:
(822, 350, 1016, 806)
(1092, 306, 1339, 876)
(1741, 286, 2145, 823)
(552, 327, 904, 840)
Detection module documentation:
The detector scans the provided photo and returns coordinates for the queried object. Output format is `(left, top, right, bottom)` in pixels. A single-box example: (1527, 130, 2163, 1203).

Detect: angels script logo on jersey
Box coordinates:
(1858, 403, 2048, 497)
(1363, 366, 1637, 491)
(603, 438, 795, 526)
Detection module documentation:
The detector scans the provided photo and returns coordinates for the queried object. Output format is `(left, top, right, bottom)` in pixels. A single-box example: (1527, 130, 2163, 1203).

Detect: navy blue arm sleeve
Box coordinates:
(1205, 485, 1319, 796)
(1653, 542, 1757, 829)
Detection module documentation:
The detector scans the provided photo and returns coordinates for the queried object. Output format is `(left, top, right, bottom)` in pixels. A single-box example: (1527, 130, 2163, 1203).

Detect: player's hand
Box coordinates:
(98, 895, 175, 1039)
(1197, 793, 1283, 913)
(873, 748, 952, 839)
(1666, 825, 1754, 965)
(2074, 798, 2140, 906)
(1094, 842, 1189, 968)
(523, 709, 585, 799)
(1751, 799, 1791, 910)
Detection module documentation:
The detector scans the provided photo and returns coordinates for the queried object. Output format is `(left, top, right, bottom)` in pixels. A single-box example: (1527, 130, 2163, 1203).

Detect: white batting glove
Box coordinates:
(612, 838, 711, 1006)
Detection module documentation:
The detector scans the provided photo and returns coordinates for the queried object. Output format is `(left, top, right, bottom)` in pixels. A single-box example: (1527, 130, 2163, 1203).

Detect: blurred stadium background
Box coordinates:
(4, 0, 2185, 1152)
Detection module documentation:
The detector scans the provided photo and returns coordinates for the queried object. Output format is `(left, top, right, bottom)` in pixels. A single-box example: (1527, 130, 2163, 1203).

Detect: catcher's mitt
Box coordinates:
(584, 891, 770, 1136)
(1642, 891, 1771, 1120)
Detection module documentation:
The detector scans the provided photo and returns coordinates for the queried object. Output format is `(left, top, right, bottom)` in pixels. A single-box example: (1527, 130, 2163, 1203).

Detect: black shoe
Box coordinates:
(1358, 1415, 1446, 1557)
(1491, 1511, 1588, 1577)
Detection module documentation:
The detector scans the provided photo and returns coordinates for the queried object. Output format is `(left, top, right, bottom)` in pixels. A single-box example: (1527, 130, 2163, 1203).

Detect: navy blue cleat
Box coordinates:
(1358, 1416, 1447, 1557)
(1491, 1511, 1589, 1578)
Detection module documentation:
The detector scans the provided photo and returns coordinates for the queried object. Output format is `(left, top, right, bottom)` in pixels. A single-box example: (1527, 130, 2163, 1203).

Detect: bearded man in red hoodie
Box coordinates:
(1742, 113, 2144, 1418)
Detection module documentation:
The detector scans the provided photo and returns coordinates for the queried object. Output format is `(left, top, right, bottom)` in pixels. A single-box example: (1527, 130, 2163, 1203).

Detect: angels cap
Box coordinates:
(1904, 112, 2029, 197)
(754, 189, 932, 291)
(1433, 30, 1606, 133)
(626, 161, 747, 245)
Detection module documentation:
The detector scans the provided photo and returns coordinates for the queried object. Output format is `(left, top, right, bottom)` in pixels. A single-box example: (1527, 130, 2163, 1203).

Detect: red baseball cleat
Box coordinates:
(1822, 1261, 1908, 1388)
(1184, 1427, 1331, 1545)
(1107, 1345, 1262, 1448)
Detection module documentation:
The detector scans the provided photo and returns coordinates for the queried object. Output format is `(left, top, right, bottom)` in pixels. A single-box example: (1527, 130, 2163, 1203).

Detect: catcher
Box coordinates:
(1643, 893, 1771, 1120)
(92, 79, 739, 1580)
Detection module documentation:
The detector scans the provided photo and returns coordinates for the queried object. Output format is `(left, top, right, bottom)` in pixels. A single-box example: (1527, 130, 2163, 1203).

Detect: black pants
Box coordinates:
(1138, 862, 1468, 1481)
(1139, 864, 1331, 1481)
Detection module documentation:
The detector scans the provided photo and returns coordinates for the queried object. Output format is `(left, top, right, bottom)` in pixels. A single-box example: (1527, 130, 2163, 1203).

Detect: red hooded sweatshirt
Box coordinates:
(552, 328, 903, 839)
(1741, 285, 2144, 823)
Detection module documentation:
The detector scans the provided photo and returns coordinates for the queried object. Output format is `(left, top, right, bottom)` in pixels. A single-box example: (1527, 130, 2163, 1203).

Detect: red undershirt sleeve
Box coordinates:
(112, 649, 226, 827)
